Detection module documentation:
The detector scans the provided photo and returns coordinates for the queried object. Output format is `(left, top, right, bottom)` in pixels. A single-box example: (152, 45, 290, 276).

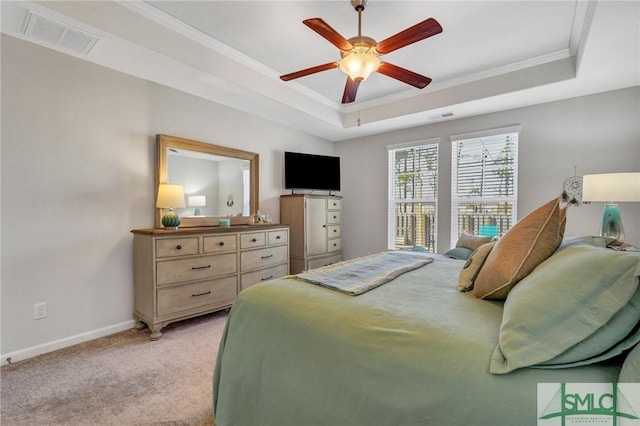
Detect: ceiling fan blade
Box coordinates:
(375, 18, 443, 54)
(280, 62, 339, 81)
(378, 63, 432, 89)
(303, 18, 353, 51)
(341, 77, 361, 104)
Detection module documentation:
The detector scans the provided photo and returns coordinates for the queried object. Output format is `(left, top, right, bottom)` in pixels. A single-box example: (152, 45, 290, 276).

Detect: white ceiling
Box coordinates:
(2, 1, 639, 141)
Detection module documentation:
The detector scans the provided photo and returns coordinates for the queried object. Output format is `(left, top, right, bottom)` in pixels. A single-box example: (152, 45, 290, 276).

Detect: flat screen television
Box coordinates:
(284, 151, 340, 192)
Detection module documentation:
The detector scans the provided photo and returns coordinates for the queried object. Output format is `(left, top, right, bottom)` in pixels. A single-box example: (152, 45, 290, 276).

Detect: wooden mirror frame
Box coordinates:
(156, 134, 259, 228)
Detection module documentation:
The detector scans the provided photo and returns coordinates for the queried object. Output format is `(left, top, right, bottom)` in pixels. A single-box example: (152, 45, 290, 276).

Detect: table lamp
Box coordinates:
(156, 184, 185, 229)
(582, 172, 640, 245)
(188, 195, 206, 216)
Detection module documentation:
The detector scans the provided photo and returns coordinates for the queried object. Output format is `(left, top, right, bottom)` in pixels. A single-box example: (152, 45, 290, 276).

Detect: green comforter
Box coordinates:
(212, 256, 620, 426)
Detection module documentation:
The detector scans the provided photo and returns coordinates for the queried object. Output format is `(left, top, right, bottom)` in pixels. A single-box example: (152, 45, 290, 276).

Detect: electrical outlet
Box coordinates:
(33, 302, 47, 320)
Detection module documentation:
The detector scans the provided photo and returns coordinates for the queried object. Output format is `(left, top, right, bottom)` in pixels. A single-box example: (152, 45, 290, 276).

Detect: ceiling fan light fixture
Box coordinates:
(339, 51, 380, 81)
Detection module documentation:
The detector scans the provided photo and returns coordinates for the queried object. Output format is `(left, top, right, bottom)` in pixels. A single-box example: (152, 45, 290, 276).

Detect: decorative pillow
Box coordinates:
(559, 235, 614, 250)
(457, 242, 495, 292)
(456, 232, 494, 250)
(536, 291, 640, 369)
(620, 343, 640, 383)
(443, 246, 474, 260)
(444, 233, 494, 260)
(470, 197, 567, 300)
(489, 245, 640, 374)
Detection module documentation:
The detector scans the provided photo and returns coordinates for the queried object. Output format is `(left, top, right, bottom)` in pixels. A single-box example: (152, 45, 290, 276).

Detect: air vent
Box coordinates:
(22, 10, 98, 56)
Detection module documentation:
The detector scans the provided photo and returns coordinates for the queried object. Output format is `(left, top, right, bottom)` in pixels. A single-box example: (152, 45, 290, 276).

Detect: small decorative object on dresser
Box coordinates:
(280, 194, 342, 274)
(131, 225, 289, 340)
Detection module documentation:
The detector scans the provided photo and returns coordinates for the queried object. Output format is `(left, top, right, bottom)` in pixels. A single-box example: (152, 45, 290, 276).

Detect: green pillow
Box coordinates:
(620, 343, 640, 382)
(443, 246, 474, 260)
(558, 235, 615, 250)
(490, 245, 640, 374)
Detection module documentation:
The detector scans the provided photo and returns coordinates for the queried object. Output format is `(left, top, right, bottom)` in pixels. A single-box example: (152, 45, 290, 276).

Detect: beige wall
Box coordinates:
(0, 35, 335, 361)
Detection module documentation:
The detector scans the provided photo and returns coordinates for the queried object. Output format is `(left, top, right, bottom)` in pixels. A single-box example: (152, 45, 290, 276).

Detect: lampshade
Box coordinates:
(581, 172, 640, 245)
(156, 184, 186, 208)
(187, 195, 206, 207)
(582, 173, 640, 202)
(339, 50, 380, 82)
(187, 195, 206, 216)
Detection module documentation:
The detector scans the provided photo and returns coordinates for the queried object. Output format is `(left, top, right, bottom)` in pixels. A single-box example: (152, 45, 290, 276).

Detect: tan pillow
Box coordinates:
(457, 242, 495, 292)
(456, 232, 494, 250)
(470, 197, 567, 300)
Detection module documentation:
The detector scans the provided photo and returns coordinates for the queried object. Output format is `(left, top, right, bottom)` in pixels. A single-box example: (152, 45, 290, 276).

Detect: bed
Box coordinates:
(212, 199, 640, 426)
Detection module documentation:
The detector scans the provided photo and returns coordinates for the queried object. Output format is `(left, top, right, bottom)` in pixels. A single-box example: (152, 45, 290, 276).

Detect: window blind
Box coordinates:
(450, 128, 519, 246)
(387, 142, 439, 252)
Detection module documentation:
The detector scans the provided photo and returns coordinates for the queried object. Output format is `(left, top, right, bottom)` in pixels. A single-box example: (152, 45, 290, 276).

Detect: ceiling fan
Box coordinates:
(280, 0, 443, 104)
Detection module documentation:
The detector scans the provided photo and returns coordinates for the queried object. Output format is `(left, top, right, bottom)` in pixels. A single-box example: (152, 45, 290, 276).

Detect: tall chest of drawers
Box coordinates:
(280, 194, 343, 274)
(132, 225, 289, 340)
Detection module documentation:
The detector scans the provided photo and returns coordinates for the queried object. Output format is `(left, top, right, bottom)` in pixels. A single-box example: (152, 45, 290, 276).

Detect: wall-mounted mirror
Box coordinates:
(156, 134, 259, 228)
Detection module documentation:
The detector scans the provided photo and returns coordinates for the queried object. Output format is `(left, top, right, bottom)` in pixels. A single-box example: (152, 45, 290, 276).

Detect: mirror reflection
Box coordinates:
(167, 149, 250, 218)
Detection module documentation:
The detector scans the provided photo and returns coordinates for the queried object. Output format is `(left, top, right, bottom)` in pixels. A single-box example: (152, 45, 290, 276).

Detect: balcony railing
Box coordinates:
(394, 205, 513, 252)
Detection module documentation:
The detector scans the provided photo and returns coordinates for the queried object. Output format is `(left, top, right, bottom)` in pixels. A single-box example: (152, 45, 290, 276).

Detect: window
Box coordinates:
(450, 126, 519, 245)
(388, 141, 439, 252)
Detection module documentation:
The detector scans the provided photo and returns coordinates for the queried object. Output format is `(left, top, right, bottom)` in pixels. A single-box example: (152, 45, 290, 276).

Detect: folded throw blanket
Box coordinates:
(294, 251, 434, 295)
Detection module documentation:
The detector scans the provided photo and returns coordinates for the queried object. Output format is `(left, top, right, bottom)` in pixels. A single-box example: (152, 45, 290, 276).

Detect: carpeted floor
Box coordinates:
(1, 310, 228, 425)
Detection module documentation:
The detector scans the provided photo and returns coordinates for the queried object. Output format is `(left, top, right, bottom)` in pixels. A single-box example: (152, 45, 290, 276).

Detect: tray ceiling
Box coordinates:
(2, 1, 639, 141)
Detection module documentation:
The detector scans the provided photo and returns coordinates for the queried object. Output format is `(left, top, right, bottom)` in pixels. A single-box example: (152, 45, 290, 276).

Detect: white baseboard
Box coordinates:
(1, 320, 136, 366)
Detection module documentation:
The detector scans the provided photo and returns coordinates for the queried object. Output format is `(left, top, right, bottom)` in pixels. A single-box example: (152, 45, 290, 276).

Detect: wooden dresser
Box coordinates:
(131, 224, 289, 339)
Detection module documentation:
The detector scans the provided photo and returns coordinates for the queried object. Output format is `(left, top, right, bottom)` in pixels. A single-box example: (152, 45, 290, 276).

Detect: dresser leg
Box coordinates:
(149, 328, 163, 341)
(134, 320, 146, 330)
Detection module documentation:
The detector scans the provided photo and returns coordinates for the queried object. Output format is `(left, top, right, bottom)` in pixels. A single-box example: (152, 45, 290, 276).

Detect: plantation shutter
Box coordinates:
(387, 140, 439, 252)
(450, 126, 520, 245)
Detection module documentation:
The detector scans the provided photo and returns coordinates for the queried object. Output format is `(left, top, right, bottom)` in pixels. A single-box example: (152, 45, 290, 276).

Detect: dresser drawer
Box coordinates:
(328, 238, 341, 252)
(240, 263, 289, 291)
(157, 252, 237, 285)
(268, 229, 288, 245)
(307, 253, 343, 270)
(240, 245, 288, 271)
(327, 225, 340, 239)
(203, 234, 237, 253)
(157, 276, 237, 317)
(328, 199, 341, 210)
(240, 232, 266, 249)
(327, 211, 341, 224)
(156, 237, 199, 258)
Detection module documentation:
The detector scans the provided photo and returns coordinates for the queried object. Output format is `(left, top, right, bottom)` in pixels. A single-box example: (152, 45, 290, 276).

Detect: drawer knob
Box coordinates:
(191, 265, 211, 270)
(261, 254, 274, 259)
(176, 245, 182, 250)
(276, 235, 281, 240)
(251, 238, 257, 242)
(261, 275, 274, 281)
(192, 290, 212, 297)
(219, 241, 225, 246)
(333, 216, 337, 219)
(333, 229, 337, 233)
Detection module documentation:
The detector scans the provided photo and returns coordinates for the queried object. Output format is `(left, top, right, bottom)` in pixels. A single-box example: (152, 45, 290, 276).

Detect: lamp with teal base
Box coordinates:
(600, 204, 625, 244)
(582, 173, 640, 246)
(156, 184, 185, 230)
